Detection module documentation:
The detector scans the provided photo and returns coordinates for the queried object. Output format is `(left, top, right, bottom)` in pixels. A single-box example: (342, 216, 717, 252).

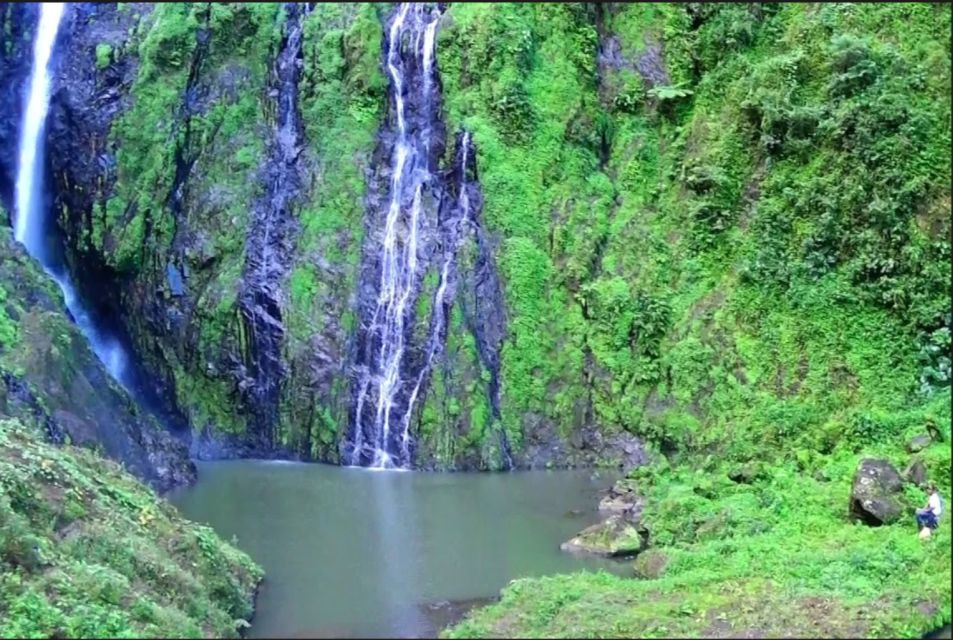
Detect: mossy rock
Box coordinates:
(560, 515, 647, 557)
(849, 458, 905, 526)
(633, 549, 669, 579)
(908, 434, 933, 453)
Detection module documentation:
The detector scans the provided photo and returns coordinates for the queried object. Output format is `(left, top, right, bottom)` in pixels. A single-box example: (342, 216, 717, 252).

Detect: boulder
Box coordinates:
(560, 514, 646, 557)
(633, 549, 669, 579)
(598, 479, 644, 519)
(903, 459, 928, 487)
(849, 458, 904, 526)
(562, 478, 647, 557)
(907, 434, 932, 453)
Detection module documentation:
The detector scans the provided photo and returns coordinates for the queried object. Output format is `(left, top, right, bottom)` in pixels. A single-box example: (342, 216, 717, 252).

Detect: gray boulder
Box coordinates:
(904, 459, 928, 488)
(849, 458, 904, 526)
(562, 478, 647, 557)
(907, 434, 932, 453)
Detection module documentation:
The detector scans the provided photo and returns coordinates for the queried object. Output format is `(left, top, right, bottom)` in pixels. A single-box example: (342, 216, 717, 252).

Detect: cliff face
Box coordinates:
(0, 224, 194, 491)
(0, 4, 36, 209)
(0, 3, 948, 472)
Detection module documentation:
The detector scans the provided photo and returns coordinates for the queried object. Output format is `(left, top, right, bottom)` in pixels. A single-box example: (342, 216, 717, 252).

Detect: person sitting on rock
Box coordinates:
(915, 483, 942, 534)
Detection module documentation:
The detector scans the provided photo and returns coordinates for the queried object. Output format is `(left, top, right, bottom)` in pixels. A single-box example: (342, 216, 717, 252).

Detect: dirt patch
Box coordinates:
(917, 600, 940, 618)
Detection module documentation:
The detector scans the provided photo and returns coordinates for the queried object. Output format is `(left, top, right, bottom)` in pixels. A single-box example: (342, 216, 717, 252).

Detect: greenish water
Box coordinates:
(171, 461, 627, 638)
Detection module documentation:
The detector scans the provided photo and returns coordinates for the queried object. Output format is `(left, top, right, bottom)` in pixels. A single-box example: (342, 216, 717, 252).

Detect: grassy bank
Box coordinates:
(447, 391, 951, 638)
(0, 418, 262, 638)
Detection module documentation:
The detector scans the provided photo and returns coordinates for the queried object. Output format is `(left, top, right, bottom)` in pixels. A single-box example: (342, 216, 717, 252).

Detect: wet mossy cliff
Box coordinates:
(0, 223, 194, 491)
(1, 3, 948, 471)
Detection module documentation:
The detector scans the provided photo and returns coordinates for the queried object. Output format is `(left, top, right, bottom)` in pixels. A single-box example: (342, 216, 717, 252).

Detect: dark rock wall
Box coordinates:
(0, 225, 195, 491)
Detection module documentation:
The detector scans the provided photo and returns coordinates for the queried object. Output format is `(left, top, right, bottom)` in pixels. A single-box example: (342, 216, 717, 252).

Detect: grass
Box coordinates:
(448, 395, 952, 637)
(0, 418, 262, 638)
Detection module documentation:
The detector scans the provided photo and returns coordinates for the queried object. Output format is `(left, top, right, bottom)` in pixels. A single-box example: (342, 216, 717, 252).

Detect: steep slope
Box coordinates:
(0, 416, 261, 638)
(0, 223, 194, 491)
(441, 2, 951, 636)
(436, 1, 949, 470)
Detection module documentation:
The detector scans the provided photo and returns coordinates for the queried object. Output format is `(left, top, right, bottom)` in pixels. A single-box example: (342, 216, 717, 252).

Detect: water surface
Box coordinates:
(171, 461, 625, 638)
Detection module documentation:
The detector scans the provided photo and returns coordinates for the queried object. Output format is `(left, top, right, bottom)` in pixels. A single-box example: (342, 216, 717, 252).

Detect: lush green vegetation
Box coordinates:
(4, 1, 951, 636)
(51, 2, 952, 473)
(449, 390, 951, 637)
(437, 0, 949, 460)
(0, 418, 261, 638)
(438, 2, 950, 636)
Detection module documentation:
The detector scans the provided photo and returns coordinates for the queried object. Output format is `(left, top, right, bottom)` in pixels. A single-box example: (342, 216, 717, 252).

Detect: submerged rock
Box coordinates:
(849, 458, 904, 526)
(419, 596, 500, 637)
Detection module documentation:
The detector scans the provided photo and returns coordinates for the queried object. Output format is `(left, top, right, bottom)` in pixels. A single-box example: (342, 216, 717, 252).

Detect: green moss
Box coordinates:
(95, 42, 112, 69)
(0, 418, 262, 638)
(443, 1, 950, 635)
(0, 285, 17, 350)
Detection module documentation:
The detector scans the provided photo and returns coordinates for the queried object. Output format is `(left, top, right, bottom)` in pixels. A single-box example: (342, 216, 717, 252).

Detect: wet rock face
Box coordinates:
(47, 3, 141, 248)
(347, 3, 450, 467)
(850, 458, 905, 526)
(43, 3, 194, 440)
(0, 229, 194, 491)
(237, 3, 307, 446)
(0, 3, 38, 206)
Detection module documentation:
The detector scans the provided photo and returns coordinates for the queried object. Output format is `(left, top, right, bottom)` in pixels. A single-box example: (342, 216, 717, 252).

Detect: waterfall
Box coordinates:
(398, 132, 474, 462)
(351, 3, 443, 469)
(13, 3, 129, 383)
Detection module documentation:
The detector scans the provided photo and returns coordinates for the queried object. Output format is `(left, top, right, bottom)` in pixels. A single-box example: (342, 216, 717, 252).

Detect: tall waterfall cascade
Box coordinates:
(398, 132, 475, 461)
(349, 3, 448, 470)
(13, 2, 130, 384)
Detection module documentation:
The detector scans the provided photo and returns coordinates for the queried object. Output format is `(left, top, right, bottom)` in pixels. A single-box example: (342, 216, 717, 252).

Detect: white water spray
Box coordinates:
(352, 3, 442, 469)
(14, 3, 129, 383)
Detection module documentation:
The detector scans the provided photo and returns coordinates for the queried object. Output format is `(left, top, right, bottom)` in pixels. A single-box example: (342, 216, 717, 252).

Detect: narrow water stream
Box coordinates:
(15, 2, 131, 385)
(171, 462, 628, 638)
